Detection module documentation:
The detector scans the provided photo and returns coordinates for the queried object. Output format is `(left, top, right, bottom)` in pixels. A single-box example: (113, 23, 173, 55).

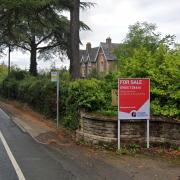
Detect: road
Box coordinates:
(0, 108, 131, 180)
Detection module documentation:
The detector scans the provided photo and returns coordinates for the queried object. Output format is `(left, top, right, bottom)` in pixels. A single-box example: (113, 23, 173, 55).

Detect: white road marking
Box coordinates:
(0, 130, 26, 180)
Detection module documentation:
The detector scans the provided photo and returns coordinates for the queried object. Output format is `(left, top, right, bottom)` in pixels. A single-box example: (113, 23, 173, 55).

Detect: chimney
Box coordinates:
(86, 42, 91, 51)
(106, 37, 111, 46)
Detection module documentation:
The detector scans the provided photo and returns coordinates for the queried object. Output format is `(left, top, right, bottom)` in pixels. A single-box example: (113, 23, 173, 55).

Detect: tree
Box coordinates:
(0, 0, 93, 77)
(115, 22, 175, 64)
(0, 1, 69, 76)
(69, 0, 80, 80)
(53, 0, 93, 80)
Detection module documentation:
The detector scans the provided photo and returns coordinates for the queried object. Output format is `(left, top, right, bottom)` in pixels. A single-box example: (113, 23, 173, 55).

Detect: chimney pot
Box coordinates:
(106, 37, 111, 46)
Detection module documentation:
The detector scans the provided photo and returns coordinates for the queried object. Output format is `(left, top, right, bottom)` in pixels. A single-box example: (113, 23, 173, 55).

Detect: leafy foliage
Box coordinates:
(0, 70, 108, 129)
(0, 0, 92, 76)
(114, 22, 180, 118)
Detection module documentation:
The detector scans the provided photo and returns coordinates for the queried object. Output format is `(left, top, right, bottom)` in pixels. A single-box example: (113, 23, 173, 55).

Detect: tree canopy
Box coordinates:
(115, 22, 175, 60)
(0, 0, 93, 77)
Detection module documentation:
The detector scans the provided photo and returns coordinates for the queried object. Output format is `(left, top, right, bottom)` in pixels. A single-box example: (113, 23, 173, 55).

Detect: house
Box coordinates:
(80, 37, 120, 78)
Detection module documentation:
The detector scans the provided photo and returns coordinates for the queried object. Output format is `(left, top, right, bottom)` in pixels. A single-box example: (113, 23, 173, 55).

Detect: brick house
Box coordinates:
(80, 37, 120, 78)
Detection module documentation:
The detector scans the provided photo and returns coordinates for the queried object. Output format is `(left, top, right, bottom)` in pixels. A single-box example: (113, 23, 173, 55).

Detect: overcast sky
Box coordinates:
(0, 0, 180, 70)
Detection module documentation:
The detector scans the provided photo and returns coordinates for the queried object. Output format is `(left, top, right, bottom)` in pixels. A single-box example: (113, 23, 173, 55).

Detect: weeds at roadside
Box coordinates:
(116, 144, 141, 156)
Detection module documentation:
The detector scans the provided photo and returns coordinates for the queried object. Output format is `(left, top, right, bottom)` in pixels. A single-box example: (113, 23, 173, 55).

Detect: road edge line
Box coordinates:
(0, 131, 26, 180)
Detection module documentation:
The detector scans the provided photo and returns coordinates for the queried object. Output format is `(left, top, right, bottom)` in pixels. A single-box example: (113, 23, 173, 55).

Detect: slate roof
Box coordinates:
(100, 42, 120, 61)
(80, 47, 98, 63)
(80, 50, 88, 63)
(80, 40, 120, 64)
(88, 47, 99, 62)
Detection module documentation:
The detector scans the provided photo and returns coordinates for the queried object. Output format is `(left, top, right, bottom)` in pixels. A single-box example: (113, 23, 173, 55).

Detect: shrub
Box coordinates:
(59, 79, 107, 129)
(68, 79, 106, 111)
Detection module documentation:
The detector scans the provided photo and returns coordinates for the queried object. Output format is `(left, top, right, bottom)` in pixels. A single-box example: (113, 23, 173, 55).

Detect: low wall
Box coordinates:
(76, 112, 180, 147)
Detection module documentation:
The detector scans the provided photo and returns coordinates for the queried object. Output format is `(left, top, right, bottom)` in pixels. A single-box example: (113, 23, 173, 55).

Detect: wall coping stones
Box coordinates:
(81, 111, 180, 124)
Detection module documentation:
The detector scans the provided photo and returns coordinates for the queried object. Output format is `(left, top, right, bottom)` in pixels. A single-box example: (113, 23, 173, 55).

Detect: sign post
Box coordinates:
(51, 71, 60, 128)
(147, 119, 149, 148)
(118, 78, 150, 150)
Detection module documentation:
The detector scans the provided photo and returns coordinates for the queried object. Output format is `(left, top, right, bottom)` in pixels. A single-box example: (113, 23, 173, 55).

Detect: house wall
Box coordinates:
(96, 48, 108, 74)
(87, 62, 91, 76)
(80, 47, 118, 78)
(80, 63, 87, 78)
(91, 63, 96, 70)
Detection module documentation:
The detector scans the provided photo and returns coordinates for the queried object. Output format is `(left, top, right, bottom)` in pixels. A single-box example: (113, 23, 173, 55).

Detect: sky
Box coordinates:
(0, 0, 180, 70)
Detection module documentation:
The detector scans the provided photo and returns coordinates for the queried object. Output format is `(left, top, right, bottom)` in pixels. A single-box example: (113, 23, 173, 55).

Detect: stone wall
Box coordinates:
(76, 112, 180, 147)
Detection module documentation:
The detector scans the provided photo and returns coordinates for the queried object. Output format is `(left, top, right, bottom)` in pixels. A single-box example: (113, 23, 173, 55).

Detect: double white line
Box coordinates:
(0, 130, 26, 180)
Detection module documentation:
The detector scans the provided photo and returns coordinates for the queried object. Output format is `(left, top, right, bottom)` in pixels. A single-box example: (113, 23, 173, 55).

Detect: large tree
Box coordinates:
(0, 0, 93, 77)
(69, 0, 80, 80)
(51, 0, 93, 79)
(0, 1, 69, 76)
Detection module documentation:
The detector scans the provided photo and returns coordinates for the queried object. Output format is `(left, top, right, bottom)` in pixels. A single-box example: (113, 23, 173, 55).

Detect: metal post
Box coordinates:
(118, 79, 121, 150)
(57, 77, 59, 128)
(118, 119, 120, 150)
(147, 119, 149, 148)
(8, 45, 11, 75)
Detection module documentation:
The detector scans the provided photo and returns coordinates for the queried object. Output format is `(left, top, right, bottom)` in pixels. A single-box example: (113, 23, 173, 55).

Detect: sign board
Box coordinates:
(51, 71, 59, 82)
(118, 79, 150, 119)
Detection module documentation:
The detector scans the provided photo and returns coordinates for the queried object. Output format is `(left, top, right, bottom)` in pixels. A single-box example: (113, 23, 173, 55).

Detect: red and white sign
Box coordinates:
(118, 78, 150, 119)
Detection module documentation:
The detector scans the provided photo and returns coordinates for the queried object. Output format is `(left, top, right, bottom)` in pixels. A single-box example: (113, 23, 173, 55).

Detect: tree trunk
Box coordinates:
(70, 0, 80, 80)
(29, 36, 37, 76)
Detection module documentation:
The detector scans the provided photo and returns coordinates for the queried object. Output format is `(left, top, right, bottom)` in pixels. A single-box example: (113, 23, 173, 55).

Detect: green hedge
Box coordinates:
(0, 70, 109, 129)
(0, 71, 57, 118)
(0, 60, 179, 130)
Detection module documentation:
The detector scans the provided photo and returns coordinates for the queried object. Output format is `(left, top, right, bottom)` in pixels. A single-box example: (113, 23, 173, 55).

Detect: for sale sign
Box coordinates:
(118, 79, 150, 119)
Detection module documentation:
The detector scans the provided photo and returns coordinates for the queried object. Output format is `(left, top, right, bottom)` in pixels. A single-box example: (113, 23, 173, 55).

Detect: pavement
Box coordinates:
(0, 101, 52, 139)
(0, 100, 180, 180)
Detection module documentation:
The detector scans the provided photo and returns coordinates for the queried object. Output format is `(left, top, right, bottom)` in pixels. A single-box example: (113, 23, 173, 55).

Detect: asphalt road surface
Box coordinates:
(0, 108, 131, 180)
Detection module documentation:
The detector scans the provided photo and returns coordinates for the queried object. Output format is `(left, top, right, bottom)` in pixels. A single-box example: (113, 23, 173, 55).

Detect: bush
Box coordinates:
(0, 70, 109, 130)
(59, 79, 107, 129)
(68, 79, 106, 111)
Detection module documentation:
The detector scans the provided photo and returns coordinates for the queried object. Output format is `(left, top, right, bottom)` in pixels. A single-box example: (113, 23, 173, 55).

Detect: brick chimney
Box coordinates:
(86, 42, 91, 52)
(106, 37, 111, 47)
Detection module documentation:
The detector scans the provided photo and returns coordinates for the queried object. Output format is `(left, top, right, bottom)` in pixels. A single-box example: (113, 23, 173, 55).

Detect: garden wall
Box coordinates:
(76, 111, 180, 147)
